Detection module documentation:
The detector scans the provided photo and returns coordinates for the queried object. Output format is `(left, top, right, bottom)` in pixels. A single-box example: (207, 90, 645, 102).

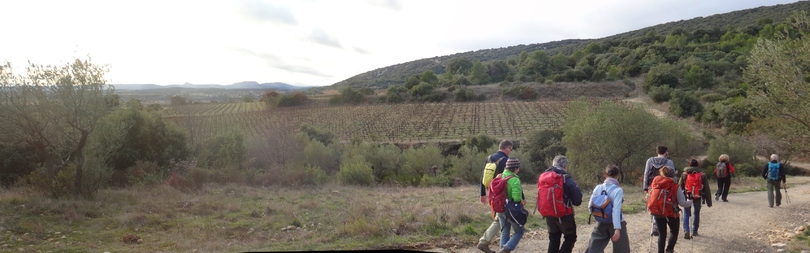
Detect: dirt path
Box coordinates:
(433, 176, 810, 253)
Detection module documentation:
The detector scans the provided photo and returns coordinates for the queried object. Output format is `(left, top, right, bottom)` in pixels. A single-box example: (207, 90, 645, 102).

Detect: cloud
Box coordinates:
(230, 47, 332, 78)
(238, 0, 297, 26)
(307, 28, 343, 48)
(352, 46, 370, 55)
(366, 0, 402, 11)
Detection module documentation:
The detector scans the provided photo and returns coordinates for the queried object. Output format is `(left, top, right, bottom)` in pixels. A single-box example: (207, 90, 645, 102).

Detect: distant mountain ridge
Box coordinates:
(114, 81, 307, 90)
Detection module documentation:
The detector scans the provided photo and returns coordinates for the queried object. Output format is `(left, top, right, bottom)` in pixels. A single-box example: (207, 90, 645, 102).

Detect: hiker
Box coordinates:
(761, 154, 786, 208)
(584, 165, 629, 253)
(714, 154, 736, 202)
(649, 166, 692, 253)
(497, 157, 526, 253)
(477, 140, 512, 253)
(677, 159, 712, 239)
(643, 145, 678, 237)
(538, 155, 583, 253)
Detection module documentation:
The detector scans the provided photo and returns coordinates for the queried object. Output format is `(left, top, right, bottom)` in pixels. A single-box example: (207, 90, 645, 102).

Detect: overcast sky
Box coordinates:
(0, 0, 800, 87)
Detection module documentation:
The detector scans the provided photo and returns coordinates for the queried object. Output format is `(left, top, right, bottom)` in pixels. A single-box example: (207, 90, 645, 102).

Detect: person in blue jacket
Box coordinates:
(585, 165, 629, 253)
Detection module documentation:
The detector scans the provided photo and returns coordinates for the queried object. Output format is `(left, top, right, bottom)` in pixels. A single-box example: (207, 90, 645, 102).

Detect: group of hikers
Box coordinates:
(476, 140, 789, 253)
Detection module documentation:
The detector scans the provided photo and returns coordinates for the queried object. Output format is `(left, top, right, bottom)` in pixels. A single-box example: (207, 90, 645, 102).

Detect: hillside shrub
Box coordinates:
(669, 90, 704, 117)
(420, 174, 454, 187)
(399, 145, 443, 186)
(337, 156, 375, 186)
(649, 85, 673, 103)
(448, 145, 488, 184)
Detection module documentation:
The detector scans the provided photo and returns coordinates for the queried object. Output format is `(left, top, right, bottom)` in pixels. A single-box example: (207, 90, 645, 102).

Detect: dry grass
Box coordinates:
(0, 176, 795, 252)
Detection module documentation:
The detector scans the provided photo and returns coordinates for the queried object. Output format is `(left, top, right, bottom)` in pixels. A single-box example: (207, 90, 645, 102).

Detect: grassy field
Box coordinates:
(0, 176, 782, 252)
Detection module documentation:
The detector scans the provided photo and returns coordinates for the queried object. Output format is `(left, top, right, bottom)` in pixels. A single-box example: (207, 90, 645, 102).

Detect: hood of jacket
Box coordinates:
(650, 157, 670, 167)
(683, 166, 701, 173)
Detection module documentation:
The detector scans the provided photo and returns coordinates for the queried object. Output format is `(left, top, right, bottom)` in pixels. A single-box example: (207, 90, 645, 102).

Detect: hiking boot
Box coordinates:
(715, 195, 719, 201)
(684, 232, 691, 240)
(692, 231, 699, 236)
(477, 242, 494, 253)
(496, 248, 511, 253)
(722, 199, 728, 202)
(651, 230, 659, 236)
(769, 205, 774, 208)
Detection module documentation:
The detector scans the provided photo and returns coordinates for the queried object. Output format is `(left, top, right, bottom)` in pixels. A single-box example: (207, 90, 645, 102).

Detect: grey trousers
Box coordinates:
(767, 180, 782, 206)
(585, 221, 630, 253)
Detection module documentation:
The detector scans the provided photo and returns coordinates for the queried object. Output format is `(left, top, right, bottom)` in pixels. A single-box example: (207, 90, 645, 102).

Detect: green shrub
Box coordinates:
(337, 156, 375, 186)
(400, 145, 444, 186)
(649, 85, 673, 103)
(448, 145, 488, 184)
(419, 174, 454, 187)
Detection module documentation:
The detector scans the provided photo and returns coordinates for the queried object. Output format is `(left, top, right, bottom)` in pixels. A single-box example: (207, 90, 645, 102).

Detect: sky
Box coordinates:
(0, 0, 800, 87)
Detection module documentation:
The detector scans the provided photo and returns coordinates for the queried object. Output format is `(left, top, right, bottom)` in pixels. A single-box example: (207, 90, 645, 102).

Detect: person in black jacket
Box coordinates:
(762, 154, 787, 208)
(476, 140, 512, 253)
(542, 155, 583, 253)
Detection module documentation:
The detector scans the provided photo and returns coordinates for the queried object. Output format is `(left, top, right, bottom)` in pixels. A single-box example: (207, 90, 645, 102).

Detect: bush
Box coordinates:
(420, 174, 454, 187)
(448, 145, 488, 184)
(649, 85, 673, 103)
(399, 145, 444, 186)
(337, 156, 375, 186)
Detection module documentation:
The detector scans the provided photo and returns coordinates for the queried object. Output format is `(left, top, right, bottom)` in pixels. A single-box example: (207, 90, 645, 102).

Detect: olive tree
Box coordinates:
(0, 57, 115, 196)
(744, 11, 810, 157)
(562, 99, 701, 185)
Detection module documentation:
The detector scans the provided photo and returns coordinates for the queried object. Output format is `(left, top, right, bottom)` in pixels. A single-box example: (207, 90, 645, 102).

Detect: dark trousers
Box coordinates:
(716, 177, 731, 201)
(654, 216, 680, 253)
(545, 214, 577, 253)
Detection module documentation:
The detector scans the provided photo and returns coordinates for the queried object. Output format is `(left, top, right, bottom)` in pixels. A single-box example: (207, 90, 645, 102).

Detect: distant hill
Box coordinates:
(330, 1, 809, 90)
(114, 81, 308, 91)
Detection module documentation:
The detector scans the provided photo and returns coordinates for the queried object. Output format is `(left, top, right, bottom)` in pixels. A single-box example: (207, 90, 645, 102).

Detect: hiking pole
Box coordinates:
(784, 184, 791, 204)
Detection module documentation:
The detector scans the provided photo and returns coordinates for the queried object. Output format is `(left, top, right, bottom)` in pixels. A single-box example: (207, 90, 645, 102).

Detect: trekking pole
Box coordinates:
(784, 184, 791, 204)
(648, 215, 654, 253)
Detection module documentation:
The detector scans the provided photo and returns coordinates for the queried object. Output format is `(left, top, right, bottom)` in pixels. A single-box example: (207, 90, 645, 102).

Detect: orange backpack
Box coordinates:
(647, 176, 679, 218)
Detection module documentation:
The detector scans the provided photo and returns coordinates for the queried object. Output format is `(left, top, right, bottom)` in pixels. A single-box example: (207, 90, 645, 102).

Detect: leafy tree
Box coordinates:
(410, 82, 436, 97)
(453, 86, 483, 102)
(669, 90, 704, 117)
(0, 57, 114, 197)
(96, 102, 190, 173)
(469, 61, 489, 85)
(445, 57, 473, 76)
(384, 85, 409, 103)
(198, 130, 247, 170)
(486, 60, 510, 83)
(645, 63, 679, 90)
(420, 70, 439, 85)
(562, 100, 701, 185)
(524, 129, 566, 168)
(462, 134, 497, 154)
(744, 11, 810, 156)
(404, 76, 420, 90)
(683, 65, 715, 89)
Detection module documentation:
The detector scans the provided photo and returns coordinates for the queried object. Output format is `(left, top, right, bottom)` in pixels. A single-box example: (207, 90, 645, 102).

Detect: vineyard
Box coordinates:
(162, 100, 622, 145)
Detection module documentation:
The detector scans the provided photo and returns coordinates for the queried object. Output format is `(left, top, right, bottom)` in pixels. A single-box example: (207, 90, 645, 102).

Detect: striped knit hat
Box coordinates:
(505, 157, 521, 170)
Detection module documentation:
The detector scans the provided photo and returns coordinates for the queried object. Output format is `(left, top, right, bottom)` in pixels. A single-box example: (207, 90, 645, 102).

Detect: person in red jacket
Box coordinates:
(714, 154, 736, 202)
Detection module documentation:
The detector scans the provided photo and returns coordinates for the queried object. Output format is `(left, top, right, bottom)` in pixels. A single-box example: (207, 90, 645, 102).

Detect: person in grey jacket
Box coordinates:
(643, 145, 677, 237)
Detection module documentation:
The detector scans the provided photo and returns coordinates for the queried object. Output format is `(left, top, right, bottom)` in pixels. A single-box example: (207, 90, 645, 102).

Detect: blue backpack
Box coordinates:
(589, 184, 618, 224)
(767, 162, 781, 180)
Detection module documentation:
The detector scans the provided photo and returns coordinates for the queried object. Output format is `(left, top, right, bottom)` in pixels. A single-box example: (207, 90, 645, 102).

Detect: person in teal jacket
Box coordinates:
(498, 157, 525, 253)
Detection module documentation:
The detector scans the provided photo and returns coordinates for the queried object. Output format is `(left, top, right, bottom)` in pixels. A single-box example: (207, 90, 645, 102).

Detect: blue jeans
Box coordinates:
(498, 212, 524, 251)
(682, 200, 701, 233)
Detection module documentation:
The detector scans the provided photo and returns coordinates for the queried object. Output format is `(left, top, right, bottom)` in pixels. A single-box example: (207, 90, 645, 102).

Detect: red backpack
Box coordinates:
(647, 176, 679, 218)
(488, 174, 515, 213)
(537, 171, 571, 217)
(684, 172, 703, 199)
